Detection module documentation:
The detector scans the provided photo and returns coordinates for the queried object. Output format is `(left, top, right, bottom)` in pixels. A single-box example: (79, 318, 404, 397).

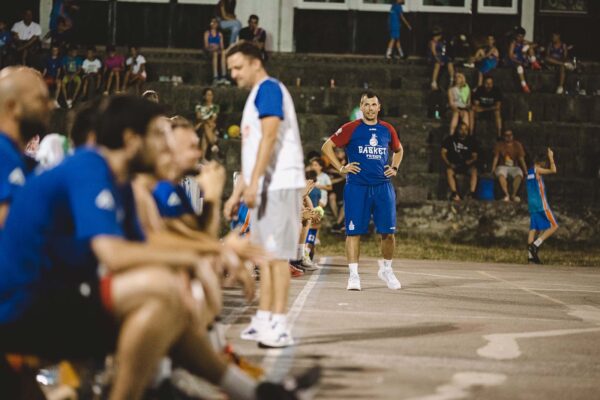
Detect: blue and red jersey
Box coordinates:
(330, 119, 402, 186)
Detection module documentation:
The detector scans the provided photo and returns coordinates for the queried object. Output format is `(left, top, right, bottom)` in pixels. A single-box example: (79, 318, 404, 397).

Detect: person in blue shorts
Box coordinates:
(429, 27, 454, 91)
(385, 0, 412, 60)
(471, 35, 499, 87)
(526, 148, 558, 264)
(322, 90, 404, 291)
(0, 67, 51, 229)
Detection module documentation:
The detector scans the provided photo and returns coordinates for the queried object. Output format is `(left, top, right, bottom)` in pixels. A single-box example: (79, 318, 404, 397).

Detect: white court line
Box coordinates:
(476, 270, 600, 361)
(477, 327, 600, 360)
(261, 257, 326, 381)
(406, 372, 507, 400)
(477, 271, 567, 306)
(396, 270, 483, 280)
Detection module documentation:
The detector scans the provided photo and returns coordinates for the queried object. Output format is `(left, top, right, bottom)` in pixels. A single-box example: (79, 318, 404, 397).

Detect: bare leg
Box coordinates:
(468, 110, 475, 135)
(212, 52, 218, 79)
(386, 39, 394, 56)
(511, 175, 522, 198)
(469, 167, 478, 193)
(538, 225, 558, 242)
(271, 260, 290, 315)
(258, 262, 272, 312)
(105, 72, 113, 94)
(447, 167, 458, 194)
(431, 63, 441, 87)
(447, 63, 455, 84)
(528, 230, 536, 245)
(328, 192, 338, 219)
(72, 80, 82, 102)
(395, 40, 403, 57)
(109, 267, 189, 400)
(114, 72, 121, 93)
(558, 65, 565, 88)
(122, 72, 130, 92)
(61, 79, 69, 102)
(449, 110, 459, 135)
(82, 78, 89, 99)
(494, 109, 502, 138)
(346, 235, 361, 264)
(478, 72, 483, 87)
(337, 205, 345, 225)
(498, 175, 509, 198)
(380, 233, 395, 260)
(220, 51, 227, 78)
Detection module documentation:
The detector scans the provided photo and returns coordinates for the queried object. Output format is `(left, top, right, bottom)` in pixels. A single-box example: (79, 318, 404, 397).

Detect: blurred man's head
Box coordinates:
(0, 67, 51, 146)
(86, 46, 96, 60)
(51, 45, 60, 58)
(68, 46, 77, 57)
(23, 10, 33, 25)
(483, 76, 494, 91)
(169, 116, 202, 177)
(310, 157, 324, 174)
(486, 35, 495, 47)
(552, 32, 561, 43)
(457, 122, 469, 138)
(0, 20, 6, 31)
(94, 96, 166, 176)
(142, 90, 159, 103)
(502, 129, 514, 143)
(248, 15, 259, 31)
(226, 42, 264, 89)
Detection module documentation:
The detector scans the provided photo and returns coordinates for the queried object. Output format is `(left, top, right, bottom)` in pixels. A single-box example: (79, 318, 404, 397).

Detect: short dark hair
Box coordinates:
(360, 90, 380, 104)
(226, 42, 263, 65)
(306, 170, 317, 181)
(71, 97, 109, 147)
(95, 95, 165, 150)
(106, 44, 116, 53)
(529, 151, 547, 168)
(483, 75, 494, 82)
(249, 14, 259, 22)
(142, 90, 159, 102)
(87, 45, 96, 52)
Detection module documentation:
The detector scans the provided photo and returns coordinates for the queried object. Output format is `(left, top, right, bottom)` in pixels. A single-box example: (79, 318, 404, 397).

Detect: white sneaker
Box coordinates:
(378, 268, 401, 290)
(301, 255, 319, 271)
(259, 321, 294, 348)
(347, 274, 361, 291)
(66, 99, 73, 109)
(240, 316, 269, 341)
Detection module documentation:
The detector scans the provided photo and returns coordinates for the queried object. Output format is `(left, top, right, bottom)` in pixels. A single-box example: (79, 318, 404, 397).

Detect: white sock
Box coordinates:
(383, 259, 393, 270)
(349, 263, 358, 276)
(271, 313, 287, 326)
(296, 244, 305, 261)
(386, 48, 392, 56)
(256, 310, 271, 321)
(533, 238, 543, 247)
(521, 80, 527, 86)
(220, 365, 256, 400)
(398, 49, 404, 57)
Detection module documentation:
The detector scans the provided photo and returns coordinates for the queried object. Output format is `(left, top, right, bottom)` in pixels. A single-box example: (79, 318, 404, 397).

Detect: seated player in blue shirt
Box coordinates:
(0, 96, 313, 400)
(526, 148, 558, 264)
(0, 67, 51, 229)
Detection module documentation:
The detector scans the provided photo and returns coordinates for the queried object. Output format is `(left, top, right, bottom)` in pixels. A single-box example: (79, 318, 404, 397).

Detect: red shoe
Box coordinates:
(289, 263, 304, 277)
(522, 83, 531, 94)
(531, 61, 542, 70)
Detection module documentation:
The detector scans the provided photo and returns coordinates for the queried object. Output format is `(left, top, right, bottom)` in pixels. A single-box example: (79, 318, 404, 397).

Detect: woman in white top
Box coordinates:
(448, 72, 473, 135)
(122, 45, 147, 94)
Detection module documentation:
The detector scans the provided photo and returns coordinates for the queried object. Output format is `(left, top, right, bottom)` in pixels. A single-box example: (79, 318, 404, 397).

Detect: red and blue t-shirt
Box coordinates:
(330, 119, 402, 186)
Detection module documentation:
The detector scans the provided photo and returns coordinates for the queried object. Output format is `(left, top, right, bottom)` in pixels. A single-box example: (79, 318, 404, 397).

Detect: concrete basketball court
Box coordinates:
(222, 257, 600, 400)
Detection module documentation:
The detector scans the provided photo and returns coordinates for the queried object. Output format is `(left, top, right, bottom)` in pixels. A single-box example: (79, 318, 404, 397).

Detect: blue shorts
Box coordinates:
(478, 58, 498, 74)
(389, 24, 400, 40)
(344, 182, 396, 236)
(530, 210, 558, 231)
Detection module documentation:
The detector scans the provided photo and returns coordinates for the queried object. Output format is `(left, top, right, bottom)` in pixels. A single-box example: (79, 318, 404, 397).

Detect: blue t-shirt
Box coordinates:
(526, 167, 551, 214)
(389, 4, 403, 26)
(330, 120, 402, 186)
(0, 149, 138, 323)
(0, 133, 28, 207)
(45, 56, 62, 78)
(230, 202, 251, 236)
(152, 180, 195, 218)
(0, 31, 10, 47)
(62, 55, 82, 74)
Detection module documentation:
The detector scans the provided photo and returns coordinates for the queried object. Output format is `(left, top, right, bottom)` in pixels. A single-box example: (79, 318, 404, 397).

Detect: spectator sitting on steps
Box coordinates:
(447, 72, 473, 136)
(441, 121, 479, 201)
(11, 9, 42, 66)
(238, 14, 268, 61)
(507, 27, 540, 94)
(467, 34, 499, 87)
(216, 0, 242, 46)
(428, 27, 455, 91)
(472, 76, 503, 138)
(545, 32, 574, 95)
(491, 129, 527, 202)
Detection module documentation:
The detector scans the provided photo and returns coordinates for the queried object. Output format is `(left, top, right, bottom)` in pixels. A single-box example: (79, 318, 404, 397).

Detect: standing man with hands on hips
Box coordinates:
(322, 91, 404, 291)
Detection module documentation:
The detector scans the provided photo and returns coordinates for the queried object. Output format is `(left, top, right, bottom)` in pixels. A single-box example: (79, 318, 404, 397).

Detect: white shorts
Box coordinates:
(250, 188, 303, 261)
(495, 165, 523, 179)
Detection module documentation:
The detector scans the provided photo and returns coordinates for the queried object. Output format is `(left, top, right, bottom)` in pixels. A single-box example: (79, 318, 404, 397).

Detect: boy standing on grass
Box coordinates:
(385, 0, 412, 60)
(526, 148, 558, 264)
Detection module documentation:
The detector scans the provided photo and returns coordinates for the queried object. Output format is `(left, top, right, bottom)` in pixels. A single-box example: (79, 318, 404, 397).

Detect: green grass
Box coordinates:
(318, 232, 600, 267)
